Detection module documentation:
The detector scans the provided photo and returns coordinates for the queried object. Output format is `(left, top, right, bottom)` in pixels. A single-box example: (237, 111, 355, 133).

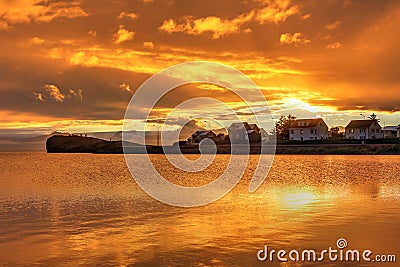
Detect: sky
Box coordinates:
(1, 0, 400, 137)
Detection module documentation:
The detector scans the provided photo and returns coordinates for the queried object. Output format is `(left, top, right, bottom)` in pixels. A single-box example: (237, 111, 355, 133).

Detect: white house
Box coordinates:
(382, 126, 398, 139)
(227, 122, 262, 143)
(289, 118, 329, 141)
(345, 120, 382, 139)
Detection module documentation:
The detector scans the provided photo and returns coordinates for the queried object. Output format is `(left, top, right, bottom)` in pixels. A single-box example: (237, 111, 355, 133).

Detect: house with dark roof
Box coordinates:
(345, 120, 382, 139)
(382, 126, 399, 139)
(189, 130, 217, 144)
(289, 118, 329, 141)
(227, 122, 263, 143)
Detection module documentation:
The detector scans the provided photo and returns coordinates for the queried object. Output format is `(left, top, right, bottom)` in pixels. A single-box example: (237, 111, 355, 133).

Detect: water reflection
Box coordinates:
(0, 153, 399, 266)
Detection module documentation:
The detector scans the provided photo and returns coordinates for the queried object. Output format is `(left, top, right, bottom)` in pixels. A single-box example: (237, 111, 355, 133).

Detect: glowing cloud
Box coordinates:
(88, 30, 96, 37)
(143, 41, 154, 49)
(280, 32, 310, 45)
(120, 83, 133, 94)
(255, 0, 300, 24)
(68, 89, 83, 100)
(159, 0, 300, 38)
(159, 16, 246, 39)
(326, 20, 340, 30)
(117, 12, 138, 20)
(326, 42, 342, 49)
(0, 0, 88, 26)
(113, 25, 135, 44)
(33, 92, 45, 102)
(44, 84, 65, 102)
(30, 36, 45, 45)
(69, 51, 99, 66)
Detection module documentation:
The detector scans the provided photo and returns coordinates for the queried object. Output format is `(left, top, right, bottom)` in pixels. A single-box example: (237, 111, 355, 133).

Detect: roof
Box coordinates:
(229, 122, 249, 127)
(382, 126, 398, 131)
(345, 120, 379, 129)
(228, 122, 261, 132)
(248, 124, 260, 130)
(290, 118, 325, 128)
(192, 130, 215, 137)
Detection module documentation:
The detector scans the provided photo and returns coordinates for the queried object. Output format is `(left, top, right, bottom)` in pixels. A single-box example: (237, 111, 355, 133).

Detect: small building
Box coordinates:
(382, 126, 398, 139)
(227, 122, 262, 143)
(345, 120, 382, 139)
(289, 118, 329, 141)
(189, 130, 216, 144)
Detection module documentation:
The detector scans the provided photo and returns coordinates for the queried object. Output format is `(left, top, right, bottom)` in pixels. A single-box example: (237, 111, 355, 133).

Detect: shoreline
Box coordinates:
(46, 136, 400, 155)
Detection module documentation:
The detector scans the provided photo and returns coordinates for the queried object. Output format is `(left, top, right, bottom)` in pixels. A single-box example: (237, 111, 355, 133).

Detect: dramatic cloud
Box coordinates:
(113, 25, 135, 44)
(44, 84, 65, 102)
(0, 0, 88, 28)
(40, 84, 83, 102)
(69, 52, 99, 66)
(1, 0, 400, 135)
(280, 32, 310, 45)
(254, 0, 300, 24)
(159, 16, 247, 39)
(159, 0, 300, 38)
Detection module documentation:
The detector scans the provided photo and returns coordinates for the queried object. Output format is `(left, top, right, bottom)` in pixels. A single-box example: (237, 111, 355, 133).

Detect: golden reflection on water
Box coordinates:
(275, 187, 319, 211)
(0, 153, 399, 266)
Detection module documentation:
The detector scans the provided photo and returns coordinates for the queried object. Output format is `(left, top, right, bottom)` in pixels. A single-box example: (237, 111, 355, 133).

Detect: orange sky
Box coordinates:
(0, 0, 400, 135)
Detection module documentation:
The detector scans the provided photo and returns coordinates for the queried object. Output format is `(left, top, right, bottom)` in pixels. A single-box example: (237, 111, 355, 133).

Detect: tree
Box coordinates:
(275, 114, 296, 140)
(329, 127, 344, 139)
(368, 113, 380, 122)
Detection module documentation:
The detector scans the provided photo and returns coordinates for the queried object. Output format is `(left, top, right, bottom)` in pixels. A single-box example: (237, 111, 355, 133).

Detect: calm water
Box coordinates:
(0, 153, 399, 266)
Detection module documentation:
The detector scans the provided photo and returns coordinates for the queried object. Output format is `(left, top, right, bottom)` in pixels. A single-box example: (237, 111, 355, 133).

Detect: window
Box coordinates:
(349, 129, 354, 134)
(360, 129, 365, 133)
(371, 129, 375, 133)
(376, 129, 379, 133)
(300, 129, 304, 134)
(310, 129, 314, 134)
(291, 130, 294, 134)
(301, 137, 303, 141)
